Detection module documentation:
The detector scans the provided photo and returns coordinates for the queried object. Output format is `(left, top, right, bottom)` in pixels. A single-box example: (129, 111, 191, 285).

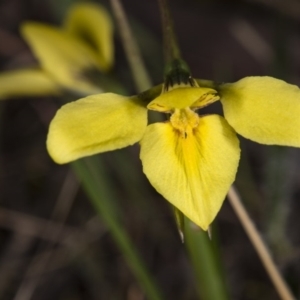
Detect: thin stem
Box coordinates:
(158, 0, 181, 63)
(110, 0, 152, 92)
(228, 186, 295, 300)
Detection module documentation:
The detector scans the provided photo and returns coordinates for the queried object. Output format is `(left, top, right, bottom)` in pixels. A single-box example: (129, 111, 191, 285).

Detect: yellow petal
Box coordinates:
(21, 22, 102, 95)
(140, 115, 240, 230)
(220, 76, 300, 146)
(47, 93, 147, 164)
(0, 68, 60, 99)
(64, 3, 113, 71)
(148, 87, 219, 112)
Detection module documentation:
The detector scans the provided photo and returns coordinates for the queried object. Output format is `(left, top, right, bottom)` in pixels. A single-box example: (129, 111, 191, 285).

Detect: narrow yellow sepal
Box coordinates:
(220, 76, 300, 147)
(148, 87, 219, 112)
(174, 207, 185, 242)
(21, 22, 103, 95)
(47, 93, 147, 164)
(64, 2, 114, 71)
(140, 115, 240, 230)
(0, 68, 60, 99)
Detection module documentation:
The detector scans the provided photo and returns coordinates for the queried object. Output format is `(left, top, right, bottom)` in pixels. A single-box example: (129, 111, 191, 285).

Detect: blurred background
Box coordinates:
(0, 0, 300, 299)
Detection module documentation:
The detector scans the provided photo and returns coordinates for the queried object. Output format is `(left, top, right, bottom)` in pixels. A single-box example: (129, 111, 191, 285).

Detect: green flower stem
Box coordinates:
(158, 0, 181, 64)
(108, 0, 230, 297)
(184, 219, 229, 300)
(72, 156, 163, 300)
(228, 186, 296, 300)
(110, 0, 152, 92)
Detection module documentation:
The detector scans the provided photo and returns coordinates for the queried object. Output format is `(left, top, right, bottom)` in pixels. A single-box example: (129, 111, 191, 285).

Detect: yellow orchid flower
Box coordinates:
(0, 2, 113, 100)
(46, 60, 300, 231)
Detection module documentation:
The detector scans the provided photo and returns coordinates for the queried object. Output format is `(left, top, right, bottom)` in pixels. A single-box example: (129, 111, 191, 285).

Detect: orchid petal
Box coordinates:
(0, 68, 60, 99)
(64, 2, 113, 71)
(47, 93, 147, 164)
(21, 22, 102, 95)
(148, 87, 219, 113)
(140, 115, 240, 230)
(220, 76, 300, 146)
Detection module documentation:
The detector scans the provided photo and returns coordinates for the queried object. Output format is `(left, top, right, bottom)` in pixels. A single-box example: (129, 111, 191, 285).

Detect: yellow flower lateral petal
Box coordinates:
(148, 87, 219, 112)
(140, 115, 240, 230)
(64, 2, 114, 71)
(47, 94, 147, 164)
(21, 22, 102, 95)
(220, 76, 300, 147)
(0, 68, 60, 99)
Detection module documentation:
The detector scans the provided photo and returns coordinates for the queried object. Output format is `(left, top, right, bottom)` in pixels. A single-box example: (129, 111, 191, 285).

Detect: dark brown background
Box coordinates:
(0, 0, 300, 299)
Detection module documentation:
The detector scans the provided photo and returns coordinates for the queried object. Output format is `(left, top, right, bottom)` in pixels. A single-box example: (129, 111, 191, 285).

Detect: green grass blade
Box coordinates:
(184, 219, 229, 300)
(71, 156, 163, 300)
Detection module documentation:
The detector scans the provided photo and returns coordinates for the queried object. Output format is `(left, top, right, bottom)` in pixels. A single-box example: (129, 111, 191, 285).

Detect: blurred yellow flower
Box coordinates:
(0, 2, 113, 99)
(47, 74, 300, 230)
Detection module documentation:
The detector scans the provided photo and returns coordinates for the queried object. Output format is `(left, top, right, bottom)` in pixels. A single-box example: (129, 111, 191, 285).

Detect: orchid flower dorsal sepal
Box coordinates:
(0, 2, 114, 100)
(47, 69, 300, 230)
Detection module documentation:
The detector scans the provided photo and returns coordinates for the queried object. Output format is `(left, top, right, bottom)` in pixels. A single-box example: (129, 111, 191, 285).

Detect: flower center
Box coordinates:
(170, 108, 199, 138)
